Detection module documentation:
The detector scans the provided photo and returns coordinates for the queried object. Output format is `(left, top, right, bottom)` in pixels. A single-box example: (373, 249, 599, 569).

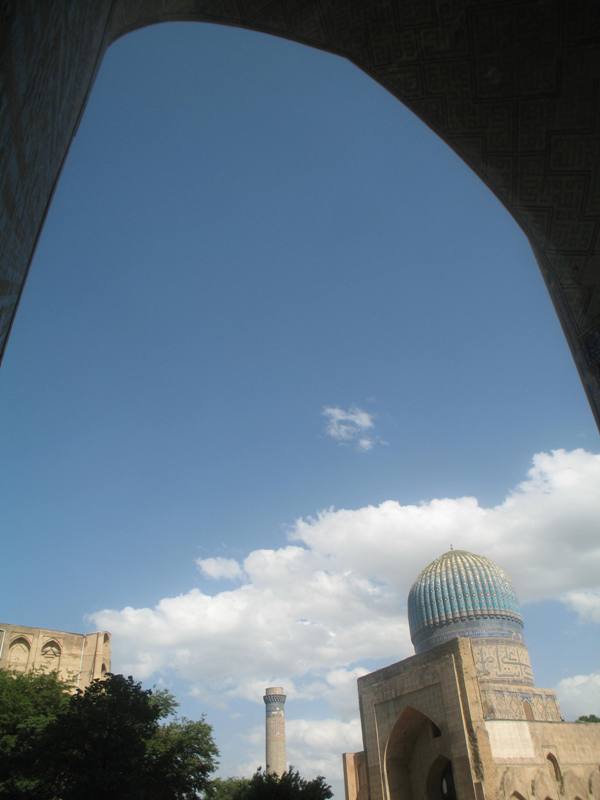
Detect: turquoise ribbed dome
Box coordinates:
(408, 550, 523, 653)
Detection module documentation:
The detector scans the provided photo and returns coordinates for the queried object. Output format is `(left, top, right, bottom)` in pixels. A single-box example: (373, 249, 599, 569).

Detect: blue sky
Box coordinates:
(1, 22, 599, 794)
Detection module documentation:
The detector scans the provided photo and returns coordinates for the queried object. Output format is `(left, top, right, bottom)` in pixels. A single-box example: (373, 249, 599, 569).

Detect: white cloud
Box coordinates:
(322, 406, 379, 451)
(291, 448, 600, 603)
(89, 449, 600, 792)
(92, 448, 600, 689)
(197, 557, 244, 581)
(563, 590, 600, 623)
(94, 545, 407, 688)
(286, 717, 362, 794)
(556, 671, 600, 719)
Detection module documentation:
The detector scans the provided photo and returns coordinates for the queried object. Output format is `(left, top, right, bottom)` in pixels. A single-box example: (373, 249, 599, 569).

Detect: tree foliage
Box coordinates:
(218, 768, 332, 800)
(0, 670, 218, 800)
(142, 717, 220, 800)
(209, 776, 251, 800)
(576, 714, 600, 723)
(0, 669, 70, 798)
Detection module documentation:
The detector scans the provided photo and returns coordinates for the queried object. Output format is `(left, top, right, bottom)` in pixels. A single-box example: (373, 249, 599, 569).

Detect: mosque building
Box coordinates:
(342, 549, 600, 800)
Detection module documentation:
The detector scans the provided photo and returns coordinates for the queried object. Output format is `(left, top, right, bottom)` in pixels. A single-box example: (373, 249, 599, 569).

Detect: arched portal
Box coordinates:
(385, 706, 448, 800)
(1, 3, 600, 426)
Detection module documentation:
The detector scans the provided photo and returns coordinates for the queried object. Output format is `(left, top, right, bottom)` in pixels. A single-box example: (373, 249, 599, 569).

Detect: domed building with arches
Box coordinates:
(342, 550, 600, 800)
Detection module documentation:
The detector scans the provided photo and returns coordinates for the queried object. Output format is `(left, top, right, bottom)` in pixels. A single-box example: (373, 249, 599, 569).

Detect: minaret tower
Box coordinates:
(263, 686, 286, 775)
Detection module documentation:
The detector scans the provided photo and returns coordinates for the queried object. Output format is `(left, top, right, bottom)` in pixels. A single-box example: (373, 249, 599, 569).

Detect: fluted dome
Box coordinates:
(408, 549, 523, 654)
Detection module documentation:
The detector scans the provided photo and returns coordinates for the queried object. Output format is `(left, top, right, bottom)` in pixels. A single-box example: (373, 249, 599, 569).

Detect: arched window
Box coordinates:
(8, 637, 30, 672)
(440, 762, 456, 800)
(425, 756, 456, 800)
(101, 662, 107, 676)
(511, 792, 527, 800)
(523, 700, 534, 721)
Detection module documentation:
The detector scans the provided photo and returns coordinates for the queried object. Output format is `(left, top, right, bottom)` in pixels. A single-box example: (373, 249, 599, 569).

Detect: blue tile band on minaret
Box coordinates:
(408, 550, 524, 654)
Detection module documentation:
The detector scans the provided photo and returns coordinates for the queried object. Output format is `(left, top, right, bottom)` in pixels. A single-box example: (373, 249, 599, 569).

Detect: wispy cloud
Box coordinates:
(563, 589, 600, 623)
(322, 406, 379, 451)
(196, 557, 244, 581)
(556, 671, 600, 719)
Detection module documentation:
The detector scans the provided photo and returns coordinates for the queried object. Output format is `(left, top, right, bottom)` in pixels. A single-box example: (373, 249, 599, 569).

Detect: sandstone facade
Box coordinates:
(0, 622, 111, 691)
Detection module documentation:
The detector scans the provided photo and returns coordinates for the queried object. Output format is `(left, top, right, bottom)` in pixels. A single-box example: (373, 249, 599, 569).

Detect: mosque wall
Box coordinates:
(480, 685, 562, 723)
(347, 636, 600, 800)
(355, 638, 484, 800)
(470, 637, 562, 723)
(343, 752, 369, 800)
(470, 639, 534, 686)
(486, 719, 600, 800)
(0, 623, 111, 691)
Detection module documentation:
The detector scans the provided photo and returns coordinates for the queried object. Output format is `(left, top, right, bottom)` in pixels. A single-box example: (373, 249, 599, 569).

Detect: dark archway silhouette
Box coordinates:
(427, 755, 456, 800)
(1, 2, 600, 427)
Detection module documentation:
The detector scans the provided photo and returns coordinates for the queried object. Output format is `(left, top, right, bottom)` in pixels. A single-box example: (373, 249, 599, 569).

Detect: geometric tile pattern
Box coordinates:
(1, 0, 599, 428)
(409, 550, 522, 638)
(408, 549, 526, 656)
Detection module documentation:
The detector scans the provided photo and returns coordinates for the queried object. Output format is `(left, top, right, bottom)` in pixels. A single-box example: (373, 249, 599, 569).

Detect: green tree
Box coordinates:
(142, 717, 220, 800)
(0, 670, 219, 800)
(210, 777, 251, 800)
(41, 673, 161, 800)
(576, 714, 600, 723)
(0, 669, 70, 798)
(239, 768, 332, 800)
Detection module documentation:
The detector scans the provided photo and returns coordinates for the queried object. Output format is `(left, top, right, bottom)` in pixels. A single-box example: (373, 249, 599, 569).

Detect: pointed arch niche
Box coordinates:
(385, 706, 449, 800)
(7, 637, 31, 673)
(546, 753, 562, 788)
(40, 639, 62, 671)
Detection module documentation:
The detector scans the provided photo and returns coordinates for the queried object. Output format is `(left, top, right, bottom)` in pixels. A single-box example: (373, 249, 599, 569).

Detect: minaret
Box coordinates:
(263, 686, 286, 775)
